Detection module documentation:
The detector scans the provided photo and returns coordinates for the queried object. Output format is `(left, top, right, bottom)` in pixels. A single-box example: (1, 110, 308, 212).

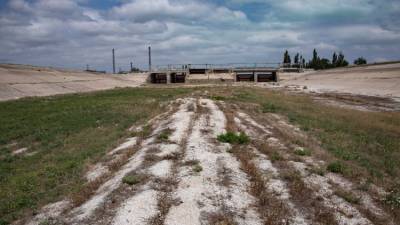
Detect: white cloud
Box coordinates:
(246, 30, 307, 47)
(111, 0, 247, 24)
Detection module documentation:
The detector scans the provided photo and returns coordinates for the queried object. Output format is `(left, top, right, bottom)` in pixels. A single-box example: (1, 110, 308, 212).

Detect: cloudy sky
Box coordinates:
(0, 0, 399, 72)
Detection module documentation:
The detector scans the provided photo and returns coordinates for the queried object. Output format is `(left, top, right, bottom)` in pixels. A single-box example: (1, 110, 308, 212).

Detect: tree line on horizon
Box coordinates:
(283, 49, 367, 70)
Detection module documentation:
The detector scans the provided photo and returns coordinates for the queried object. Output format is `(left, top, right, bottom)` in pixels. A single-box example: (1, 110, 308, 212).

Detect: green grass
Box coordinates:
(122, 175, 140, 185)
(2, 85, 400, 222)
(270, 151, 283, 162)
(210, 95, 226, 101)
(157, 128, 172, 142)
(217, 132, 250, 144)
(192, 164, 203, 173)
(207, 87, 400, 186)
(262, 102, 280, 113)
(294, 148, 312, 156)
(328, 161, 346, 174)
(0, 87, 190, 224)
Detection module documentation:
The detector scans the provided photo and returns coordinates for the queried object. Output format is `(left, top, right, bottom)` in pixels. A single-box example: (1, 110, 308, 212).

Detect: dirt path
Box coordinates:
(24, 97, 395, 225)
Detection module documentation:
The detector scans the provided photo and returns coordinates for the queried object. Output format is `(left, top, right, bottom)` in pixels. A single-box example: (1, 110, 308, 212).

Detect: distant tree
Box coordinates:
(312, 49, 318, 63)
(283, 50, 288, 63)
(283, 50, 291, 66)
(319, 58, 331, 70)
(130, 67, 140, 72)
(294, 53, 299, 64)
(354, 57, 367, 65)
(336, 52, 349, 67)
(307, 49, 319, 69)
(332, 52, 338, 67)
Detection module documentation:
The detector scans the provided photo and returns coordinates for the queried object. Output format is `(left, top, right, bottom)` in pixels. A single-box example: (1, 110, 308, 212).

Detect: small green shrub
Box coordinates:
(157, 129, 172, 142)
(217, 132, 249, 144)
(211, 96, 226, 101)
(294, 148, 312, 156)
(270, 151, 283, 162)
(122, 175, 140, 185)
(327, 161, 346, 174)
(193, 164, 203, 173)
(262, 102, 279, 113)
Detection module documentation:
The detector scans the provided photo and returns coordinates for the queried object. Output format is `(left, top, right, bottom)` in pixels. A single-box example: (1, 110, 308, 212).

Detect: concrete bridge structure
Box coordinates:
(148, 63, 280, 84)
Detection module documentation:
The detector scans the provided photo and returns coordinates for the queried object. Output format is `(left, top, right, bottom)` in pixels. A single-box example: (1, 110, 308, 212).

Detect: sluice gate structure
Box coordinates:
(148, 63, 280, 84)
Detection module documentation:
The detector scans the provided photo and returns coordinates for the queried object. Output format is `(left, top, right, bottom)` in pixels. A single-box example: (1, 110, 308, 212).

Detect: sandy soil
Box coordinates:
(280, 63, 400, 99)
(23, 96, 396, 225)
(0, 64, 147, 101)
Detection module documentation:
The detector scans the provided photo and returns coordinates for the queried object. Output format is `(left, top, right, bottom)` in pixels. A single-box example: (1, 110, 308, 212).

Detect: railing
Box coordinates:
(154, 62, 281, 71)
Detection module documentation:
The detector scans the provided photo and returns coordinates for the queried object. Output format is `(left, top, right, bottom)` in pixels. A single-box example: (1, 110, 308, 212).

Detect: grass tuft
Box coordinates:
(270, 151, 283, 162)
(210, 96, 227, 101)
(217, 132, 249, 144)
(262, 102, 280, 113)
(294, 148, 312, 156)
(157, 129, 172, 142)
(122, 175, 140, 185)
(327, 161, 346, 174)
(192, 164, 203, 173)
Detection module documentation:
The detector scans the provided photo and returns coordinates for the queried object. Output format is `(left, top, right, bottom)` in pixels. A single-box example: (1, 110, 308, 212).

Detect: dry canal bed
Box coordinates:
(0, 87, 399, 225)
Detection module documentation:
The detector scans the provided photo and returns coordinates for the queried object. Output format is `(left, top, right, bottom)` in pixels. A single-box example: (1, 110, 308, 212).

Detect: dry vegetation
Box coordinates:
(1, 85, 399, 225)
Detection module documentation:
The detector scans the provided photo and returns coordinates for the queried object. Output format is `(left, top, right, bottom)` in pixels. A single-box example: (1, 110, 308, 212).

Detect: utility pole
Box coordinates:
(130, 62, 133, 72)
(112, 48, 116, 74)
(148, 46, 152, 72)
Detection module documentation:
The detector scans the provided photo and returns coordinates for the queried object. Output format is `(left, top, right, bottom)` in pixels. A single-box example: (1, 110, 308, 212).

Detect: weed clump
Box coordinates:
(122, 175, 140, 185)
(193, 164, 203, 173)
(294, 148, 312, 156)
(327, 161, 346, 174)
(211, 96, 226, 101)
(217, 132, 249, 144)
(262, 102, 279, 113)
(157, 128, 172, 142)
(270, 151, 283, 162)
